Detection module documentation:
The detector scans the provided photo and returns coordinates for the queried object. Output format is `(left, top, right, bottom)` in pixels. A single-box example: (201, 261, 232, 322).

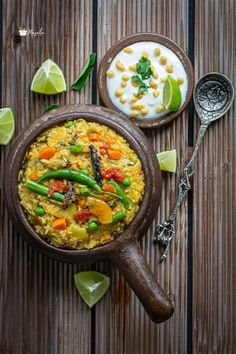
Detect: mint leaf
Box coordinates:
(71, 53, 96, 91)
(138, 83, 148, 95)
(131, 75, 143, 85)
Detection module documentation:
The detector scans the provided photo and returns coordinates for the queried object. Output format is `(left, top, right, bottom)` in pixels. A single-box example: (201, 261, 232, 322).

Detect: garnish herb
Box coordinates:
(71, 52, 96, 91)
(44, 103, 59, 112)
(131, 56, 153, 95)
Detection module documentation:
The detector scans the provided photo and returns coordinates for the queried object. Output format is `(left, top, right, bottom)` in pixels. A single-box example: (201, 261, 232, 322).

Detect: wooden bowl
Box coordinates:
(4, 104, 173, 323)
(98, 32, 194, 128)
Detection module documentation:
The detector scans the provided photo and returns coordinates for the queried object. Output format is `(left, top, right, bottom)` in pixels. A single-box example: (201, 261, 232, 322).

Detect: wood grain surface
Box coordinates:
(0, 1, 235, 353)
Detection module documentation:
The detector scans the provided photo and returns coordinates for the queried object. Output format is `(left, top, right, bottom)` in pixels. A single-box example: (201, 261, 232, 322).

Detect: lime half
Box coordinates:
(163, 75, 182, 111)
(0, 108, 15, 145)
(74, 271, 110, 308)
(157, 149, 177, 173)
(30, 59, 66, 95)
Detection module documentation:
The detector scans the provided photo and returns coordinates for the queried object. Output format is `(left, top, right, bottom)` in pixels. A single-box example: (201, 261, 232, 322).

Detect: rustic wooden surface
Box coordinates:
(0, 1, 235, 353)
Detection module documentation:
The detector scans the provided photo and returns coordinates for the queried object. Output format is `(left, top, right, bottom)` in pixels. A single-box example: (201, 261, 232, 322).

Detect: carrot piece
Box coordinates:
(39, 147, 56, 160)
(103, 184, 116, 194)
(107, 149, 122, 160)
(29, 170, 40, 181)
(52, 218, 67, 230)
(87, 133, 100, 142)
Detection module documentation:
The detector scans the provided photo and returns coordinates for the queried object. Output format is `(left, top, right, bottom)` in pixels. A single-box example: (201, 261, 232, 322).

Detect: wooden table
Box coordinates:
(1, 1, 235, 353)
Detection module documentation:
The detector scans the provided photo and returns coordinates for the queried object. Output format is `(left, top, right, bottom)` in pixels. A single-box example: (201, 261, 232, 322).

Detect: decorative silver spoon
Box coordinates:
(154, 72, 235, 261)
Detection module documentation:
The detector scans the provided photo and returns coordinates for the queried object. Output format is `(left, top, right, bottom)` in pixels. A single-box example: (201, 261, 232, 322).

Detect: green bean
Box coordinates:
(112, 210, 127, 224)
(109, 181, 132, 209)
(25, 181, 65, 203)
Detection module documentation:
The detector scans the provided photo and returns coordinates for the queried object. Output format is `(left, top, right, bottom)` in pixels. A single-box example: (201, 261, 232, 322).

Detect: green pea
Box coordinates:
(122, 177, 132, 187)
(88, 221, 99, 231)
(80, 168, 89, 175)
(64, 120, 75, 128)
(34, 207, 46, 216)
(70, 144, 83, 154)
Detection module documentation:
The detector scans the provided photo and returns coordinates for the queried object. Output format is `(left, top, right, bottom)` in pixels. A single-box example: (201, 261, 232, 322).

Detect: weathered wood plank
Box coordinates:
(0, 1, 93, 353)
(192, 1, 236, 353)
(95, 1, 190, 353)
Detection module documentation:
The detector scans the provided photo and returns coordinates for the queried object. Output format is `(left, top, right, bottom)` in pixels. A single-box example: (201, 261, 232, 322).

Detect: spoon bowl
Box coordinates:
(193, 72, 234, 125)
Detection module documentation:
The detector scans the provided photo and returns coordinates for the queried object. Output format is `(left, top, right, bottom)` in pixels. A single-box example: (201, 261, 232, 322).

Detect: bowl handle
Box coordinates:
(109, 240, 174, 323)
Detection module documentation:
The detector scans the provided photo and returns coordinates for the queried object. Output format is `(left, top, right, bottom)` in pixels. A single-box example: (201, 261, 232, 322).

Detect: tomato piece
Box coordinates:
(74, 209, 92, 224)
(48, 179, 68, 196)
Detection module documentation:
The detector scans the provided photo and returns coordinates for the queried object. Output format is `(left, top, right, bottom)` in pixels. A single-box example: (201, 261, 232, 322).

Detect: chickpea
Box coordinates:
(131, 95, 139, 102)
(106, 70, 115, 78)
(116, 60, 125, 71)
(160, 77, 166, 83)
(160, 56, 167, 65)
(154, 47, 161, 56)
(141, 107, 149, 115)
(122, 73, 129, 81)
(129, 64, 137, 72)
(120, 95, 127, 104)
(115, 88, 123, 97)
(152, 71, 159, 80)
(130, 102, 140, 110)
(166, 65, 173, 73)
(121, 81, 127, 88)
(149, 80, 158, 89)
(177, 76, 184, 85)
(131, 80, 138, 87)
(123, 47, 133, 54)
(142, 51, 149, 59)
(153, 88, 160, 97)
(130, 110, 139, 118)
(156, 104, 165, 113)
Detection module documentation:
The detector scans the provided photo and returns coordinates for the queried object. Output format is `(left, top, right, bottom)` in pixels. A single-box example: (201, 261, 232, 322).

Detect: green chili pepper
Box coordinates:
(109, 181, 132, 209)
(70, 144, 83, 154)
(112, 210, 127, 224)
(38, 169, 102, 193)
(122, 177, 132, 187)
(25, 181, 65, 203)
(87, 221, 99, 231)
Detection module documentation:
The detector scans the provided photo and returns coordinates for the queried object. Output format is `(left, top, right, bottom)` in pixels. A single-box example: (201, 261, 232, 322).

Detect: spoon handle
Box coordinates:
(154, 123, 209, 261)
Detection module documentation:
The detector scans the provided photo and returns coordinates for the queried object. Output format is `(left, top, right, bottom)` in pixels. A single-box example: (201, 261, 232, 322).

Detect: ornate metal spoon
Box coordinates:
(154, 72, 234, 261)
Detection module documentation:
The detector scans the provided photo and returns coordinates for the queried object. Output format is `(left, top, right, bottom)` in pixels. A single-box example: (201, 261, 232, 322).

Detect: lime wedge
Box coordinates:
(0, 108, 15, 145)
(157, 149, 177, 173)
(163, 75, 182, 111)
(74, 271, 110, 308)
(30, 59, 66, 95)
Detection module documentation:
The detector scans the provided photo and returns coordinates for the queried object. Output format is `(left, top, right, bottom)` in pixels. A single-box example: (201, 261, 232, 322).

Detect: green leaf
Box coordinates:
(71, 52, 96, 91)
(44, 103, 59, 112)
(131, 75, 143, 85)
(136, 56, 153, 80)
(138, 83, 149, 95)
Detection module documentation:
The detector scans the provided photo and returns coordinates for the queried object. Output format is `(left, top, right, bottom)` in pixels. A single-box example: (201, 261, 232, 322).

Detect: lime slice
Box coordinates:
(157, 149, 177, 173)
(74, 271, 110, 308)
(30, 59, 66, 95)
(163, 75, 182, 111)
(0, 108, 15, 145)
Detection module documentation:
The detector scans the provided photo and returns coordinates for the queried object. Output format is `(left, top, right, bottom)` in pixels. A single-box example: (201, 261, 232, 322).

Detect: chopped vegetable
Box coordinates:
(109, 181, 132, 209)
(34, 206, 46, 216)
(52, 217, 67, 230)
(87, 221, 99, 231)
(87, 133, 100, 142)
(101, 168, 125, 183)
(48, 179, 68, 196)
(90, 144, 102, 187)
(70, 144, 83, 154)
(25, 181, 65, 203)
(29, 170, 40, 181)
(44, 103, 59, 112)
(74, 209, 92, 224)
(38, 168, 102, 193)
(71, 52, 96, 91)
(64, 120, 76, 128)
(112, 210, 127, 224)
(103, 184, 116, 194)
(107, 150, 122, 160)
(63, 181, 77, 209)
(122, 177, 132, 187)
(39, 146, 56, 160)
(87, 197, 113, 224)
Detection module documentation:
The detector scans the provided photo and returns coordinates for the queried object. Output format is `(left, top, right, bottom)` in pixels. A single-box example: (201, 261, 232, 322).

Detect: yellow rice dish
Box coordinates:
(18, 118, 145, 249)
